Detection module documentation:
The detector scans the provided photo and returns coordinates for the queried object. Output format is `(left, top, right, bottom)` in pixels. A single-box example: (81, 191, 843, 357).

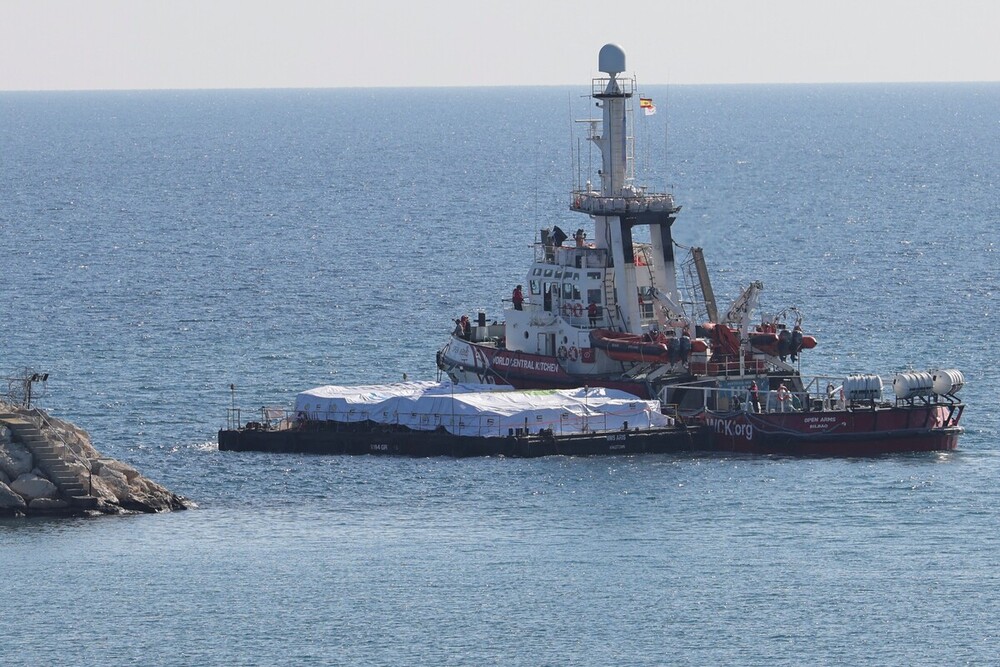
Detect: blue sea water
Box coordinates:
(1, 83, 998, 665)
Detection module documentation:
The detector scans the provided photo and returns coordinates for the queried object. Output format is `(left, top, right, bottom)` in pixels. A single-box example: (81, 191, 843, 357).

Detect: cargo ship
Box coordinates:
(434, 43, 966, 456)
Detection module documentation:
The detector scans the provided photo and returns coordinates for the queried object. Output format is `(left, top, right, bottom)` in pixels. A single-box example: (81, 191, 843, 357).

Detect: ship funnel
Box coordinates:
(598, 44, 626, 76)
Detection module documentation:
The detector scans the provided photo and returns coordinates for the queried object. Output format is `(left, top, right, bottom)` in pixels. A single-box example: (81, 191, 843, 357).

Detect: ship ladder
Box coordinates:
(603, 272, 623, 330)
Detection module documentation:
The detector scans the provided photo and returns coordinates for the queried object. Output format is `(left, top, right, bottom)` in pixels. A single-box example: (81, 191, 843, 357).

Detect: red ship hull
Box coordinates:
(439, 338, 964, 456)
(699, 404, 963, 456)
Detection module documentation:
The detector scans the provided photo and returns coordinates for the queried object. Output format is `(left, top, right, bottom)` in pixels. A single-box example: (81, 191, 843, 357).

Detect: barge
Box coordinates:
(218, 382, 704, 457)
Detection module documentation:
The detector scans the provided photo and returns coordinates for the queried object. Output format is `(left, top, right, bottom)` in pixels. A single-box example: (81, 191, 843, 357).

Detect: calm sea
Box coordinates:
(1, 83, 998, 665)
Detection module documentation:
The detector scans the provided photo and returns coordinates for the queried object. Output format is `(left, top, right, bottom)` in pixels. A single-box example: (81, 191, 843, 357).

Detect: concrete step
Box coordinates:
(35, 457, 65, 467)
(43, 457, 86, 470)
(40, 456, 91, 475)
(27, 438, 56, 452)
(10, 423, 41, 431)
(46, 461, 79, 472)
(48, 469, 81, 479)
(31, 439, 61, 452)
(50, 474, 82, 484)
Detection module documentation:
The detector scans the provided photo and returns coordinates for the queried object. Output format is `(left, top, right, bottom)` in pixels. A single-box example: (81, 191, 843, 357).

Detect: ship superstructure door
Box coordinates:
(538, 333, 555, 356)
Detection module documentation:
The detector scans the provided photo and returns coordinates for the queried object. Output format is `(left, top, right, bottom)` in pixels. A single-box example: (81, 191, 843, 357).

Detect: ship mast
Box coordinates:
(571, 44, 682, 335)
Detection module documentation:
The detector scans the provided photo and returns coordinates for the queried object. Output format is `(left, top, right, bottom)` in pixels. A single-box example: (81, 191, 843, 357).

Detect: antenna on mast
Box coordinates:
(598, 43, 626, 77)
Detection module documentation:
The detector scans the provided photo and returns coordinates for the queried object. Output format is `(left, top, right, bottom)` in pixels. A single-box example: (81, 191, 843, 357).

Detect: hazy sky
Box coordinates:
(2, 0, 998, 91)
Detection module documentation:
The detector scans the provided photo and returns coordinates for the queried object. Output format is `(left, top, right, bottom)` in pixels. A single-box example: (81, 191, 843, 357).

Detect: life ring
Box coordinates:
(557, 345, 568, 360)
(572, 302, 583, 317)
(568, 346, 579, 361)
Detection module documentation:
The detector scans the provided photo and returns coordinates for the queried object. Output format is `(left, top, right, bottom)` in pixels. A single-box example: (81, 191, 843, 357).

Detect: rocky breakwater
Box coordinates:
(0, 401, 191, 517)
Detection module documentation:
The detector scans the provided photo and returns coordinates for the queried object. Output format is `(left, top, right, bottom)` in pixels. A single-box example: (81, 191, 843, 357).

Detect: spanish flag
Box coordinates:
(639, 97, 656, 115)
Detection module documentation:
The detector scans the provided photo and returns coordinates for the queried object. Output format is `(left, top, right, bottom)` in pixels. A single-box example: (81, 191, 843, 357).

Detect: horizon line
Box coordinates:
(3, 78, 999, 94)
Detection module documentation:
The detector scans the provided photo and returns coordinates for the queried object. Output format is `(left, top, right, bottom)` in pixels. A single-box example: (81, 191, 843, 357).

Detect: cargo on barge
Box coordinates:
(218, 382, 704, 457)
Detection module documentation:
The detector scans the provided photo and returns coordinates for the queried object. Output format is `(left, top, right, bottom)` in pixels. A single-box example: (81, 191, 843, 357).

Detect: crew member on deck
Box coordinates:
(588, 301, 599, 328)
(748, 380, 762, 413)
(459, 315, 471, 340)
(777, 325, 791, 361)
(679, 332, 692, 364)
(791, 324, 804, 362)
(512, 284, 524, 311)
(777, 383, 791, 412)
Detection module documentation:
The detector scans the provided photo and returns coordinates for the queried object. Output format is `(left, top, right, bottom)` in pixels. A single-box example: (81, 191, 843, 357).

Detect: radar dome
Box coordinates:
(599, 44, 626, 76)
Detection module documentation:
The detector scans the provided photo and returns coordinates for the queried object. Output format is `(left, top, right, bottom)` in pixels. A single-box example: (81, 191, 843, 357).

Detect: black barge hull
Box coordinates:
(218, 424, 706, 458)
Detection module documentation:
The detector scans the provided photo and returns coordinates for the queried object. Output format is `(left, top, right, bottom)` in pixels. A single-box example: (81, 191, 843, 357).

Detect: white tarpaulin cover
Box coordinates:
(294, 382, 671, 437)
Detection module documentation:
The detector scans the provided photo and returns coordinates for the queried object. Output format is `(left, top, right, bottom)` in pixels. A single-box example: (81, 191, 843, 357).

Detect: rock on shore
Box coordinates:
(0, 401, 192, 517)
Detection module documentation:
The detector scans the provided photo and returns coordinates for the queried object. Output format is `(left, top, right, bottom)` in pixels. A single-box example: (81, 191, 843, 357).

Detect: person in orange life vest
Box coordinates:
(588, 301, 598, 328)
(512, 285, 524, 310)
